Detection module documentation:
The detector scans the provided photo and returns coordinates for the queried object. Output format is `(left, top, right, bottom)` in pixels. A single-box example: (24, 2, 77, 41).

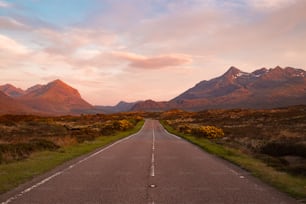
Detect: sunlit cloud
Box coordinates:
(112, 51, 193, 69)
(248, 0, 296, 10)
(0, 0, 305, 105)
(35, 28, 117, 56)
(0, 34, 30, 55)
(0, 17, 28, 30)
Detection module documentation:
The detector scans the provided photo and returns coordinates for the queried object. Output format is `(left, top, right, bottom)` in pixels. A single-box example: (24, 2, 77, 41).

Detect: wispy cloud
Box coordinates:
(0, 16, 29, 30)
(0, 34, 29, 54)
(112, 51, 192, 69)
(0, 0, 305, 104)
(248, 0, 296, 10)
(35, 28, 117, 55)
(0, 0, 11, 8)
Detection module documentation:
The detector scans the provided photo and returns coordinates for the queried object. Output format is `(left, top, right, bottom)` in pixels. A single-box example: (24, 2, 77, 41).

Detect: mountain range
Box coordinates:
(95, 101, 140, 114)
(0, 66, 305, 115)
(132, 66, 306, 111)
(0, 80, 92, 115)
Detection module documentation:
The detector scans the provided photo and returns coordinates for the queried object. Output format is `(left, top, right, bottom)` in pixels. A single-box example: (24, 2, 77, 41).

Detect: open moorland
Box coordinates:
(161, 106, 306, 176)
(160, 106, 306, 199)
(0, 106, 305, 200)
(0, 113, 143, 193)
(0, 113, 143, 164)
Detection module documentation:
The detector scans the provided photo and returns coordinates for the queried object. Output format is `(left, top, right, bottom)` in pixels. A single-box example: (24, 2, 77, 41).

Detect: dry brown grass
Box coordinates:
(0, 113, 144, 163)
(161, 106, 306, 176)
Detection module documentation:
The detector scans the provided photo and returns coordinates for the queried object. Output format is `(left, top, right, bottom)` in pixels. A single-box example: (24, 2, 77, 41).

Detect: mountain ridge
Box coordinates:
(0, 79, 93, 115)
(0, 91, 39, 114)
(18, 79, 92, 114)
(1, 66, 306, 115)
(94, 101, 140, 114)
(132, 66, 306, 111)
(0, 84, 25, 98)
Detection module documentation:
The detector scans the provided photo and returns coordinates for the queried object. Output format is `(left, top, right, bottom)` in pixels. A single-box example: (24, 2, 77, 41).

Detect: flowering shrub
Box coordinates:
(174, 123, 224, 139)
(117, 119, 133, 130)
(0, 113, 143, 163)
(191, 125, 224, 139)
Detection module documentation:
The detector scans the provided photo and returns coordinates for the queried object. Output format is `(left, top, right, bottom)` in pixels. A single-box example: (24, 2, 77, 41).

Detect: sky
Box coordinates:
(0, 0, 305, 105)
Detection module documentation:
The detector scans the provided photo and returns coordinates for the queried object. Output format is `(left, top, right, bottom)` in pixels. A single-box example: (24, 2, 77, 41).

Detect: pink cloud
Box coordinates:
(1, 0, 306, 105)
(248, 0, 296, 10)
(0, 34, 29, 55)
(112, 51, 192, 69)
(0, 17, 28, 30)
(35, 28, 117, 56)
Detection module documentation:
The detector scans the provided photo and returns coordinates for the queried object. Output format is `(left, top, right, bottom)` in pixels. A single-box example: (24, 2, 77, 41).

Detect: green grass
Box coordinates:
(161, 121, 306, 201)
(0, 120, 144, 194)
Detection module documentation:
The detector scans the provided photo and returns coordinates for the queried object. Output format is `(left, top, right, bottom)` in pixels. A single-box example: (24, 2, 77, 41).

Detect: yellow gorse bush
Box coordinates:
(117, 119, 133, 130)
(196, 126, 224, 139)
(175, 123, 224, 139)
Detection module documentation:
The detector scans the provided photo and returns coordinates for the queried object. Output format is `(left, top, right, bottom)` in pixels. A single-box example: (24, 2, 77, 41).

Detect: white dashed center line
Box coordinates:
(150, 128, 156, 177)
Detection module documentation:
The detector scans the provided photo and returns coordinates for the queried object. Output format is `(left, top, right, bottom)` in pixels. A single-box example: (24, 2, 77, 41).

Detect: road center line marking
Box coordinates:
(152, 128, 155, 150)
(150, 128, 155, 177)
(2, 123, 146, 204)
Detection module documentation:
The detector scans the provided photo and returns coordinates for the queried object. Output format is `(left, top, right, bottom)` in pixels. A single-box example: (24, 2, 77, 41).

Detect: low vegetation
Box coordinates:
(160, 106, 306, 200)
(178, 124, 224, 139)
(0, 113, 142, 163)
(0, 113, 144, 193)
(1, 105, 306, 200)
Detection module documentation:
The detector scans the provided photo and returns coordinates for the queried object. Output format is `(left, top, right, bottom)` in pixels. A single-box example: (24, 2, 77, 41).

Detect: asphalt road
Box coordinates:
(0, 120, 298, 204)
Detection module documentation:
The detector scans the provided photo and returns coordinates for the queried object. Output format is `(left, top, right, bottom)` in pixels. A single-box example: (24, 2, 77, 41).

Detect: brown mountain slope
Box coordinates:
(19, 79, 92, 114)
(0, 91, 36, 114)
(25, 84, 43, 94)
(94, 101, 140, 113)
(131, 100, 169, 112)
(173, 66, 306, 110)
(132, 66, 306, 111)
(0, 84, 25, 98)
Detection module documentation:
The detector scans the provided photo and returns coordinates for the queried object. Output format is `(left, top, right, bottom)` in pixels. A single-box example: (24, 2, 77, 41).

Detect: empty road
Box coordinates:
(0, 120, 298, 204)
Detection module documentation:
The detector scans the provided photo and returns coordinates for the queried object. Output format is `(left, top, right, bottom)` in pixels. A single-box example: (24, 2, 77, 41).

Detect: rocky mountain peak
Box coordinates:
(0, 84, 25, 97)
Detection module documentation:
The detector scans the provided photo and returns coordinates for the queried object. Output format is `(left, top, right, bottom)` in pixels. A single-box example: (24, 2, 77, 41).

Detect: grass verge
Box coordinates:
(0, 120, 144, 194)
(161, 120, 306, 201)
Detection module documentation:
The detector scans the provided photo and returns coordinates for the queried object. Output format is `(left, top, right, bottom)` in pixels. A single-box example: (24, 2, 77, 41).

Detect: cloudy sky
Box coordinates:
(0, 0, 305, 105)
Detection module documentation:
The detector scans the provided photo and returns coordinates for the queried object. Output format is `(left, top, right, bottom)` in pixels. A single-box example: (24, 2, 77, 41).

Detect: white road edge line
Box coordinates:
(2, 122, 146, 204)
(163, 128, 182, 140)
(162, 124, 246, 180)
(162, 123, 247, 180)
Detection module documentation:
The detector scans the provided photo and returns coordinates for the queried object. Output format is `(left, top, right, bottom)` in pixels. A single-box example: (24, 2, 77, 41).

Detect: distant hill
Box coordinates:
(0, 91, 36, 114)
(1, 66, 305, 115)
(18, 79, 92, 114)
(0, 79, 93, 115)
(94, 101, 139, 113)
(25, 84, 43, 94)
(0, 84, 25, 98)
(131, 100, 169, 112)
(132, 66, 306, 111)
